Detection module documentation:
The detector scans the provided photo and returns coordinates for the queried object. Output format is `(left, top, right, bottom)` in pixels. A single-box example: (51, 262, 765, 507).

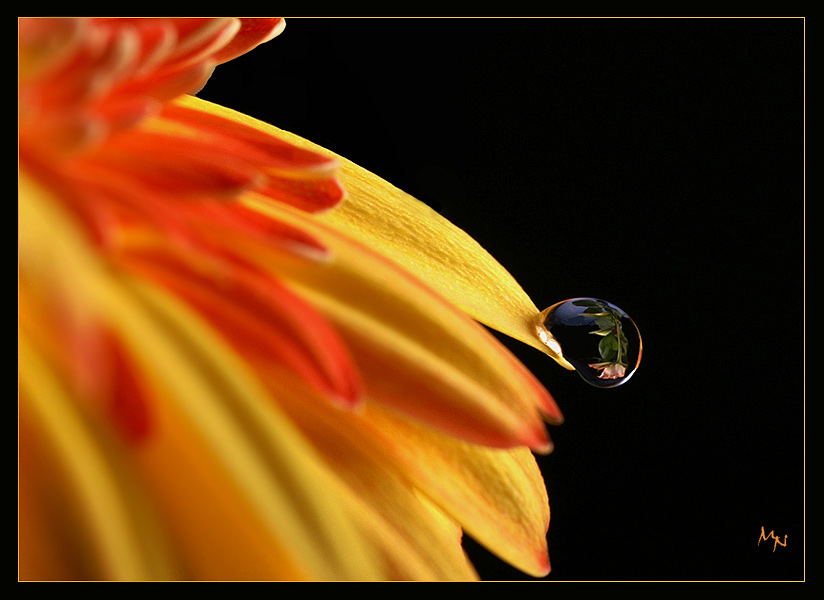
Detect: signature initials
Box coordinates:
(758, 526, 787, 552)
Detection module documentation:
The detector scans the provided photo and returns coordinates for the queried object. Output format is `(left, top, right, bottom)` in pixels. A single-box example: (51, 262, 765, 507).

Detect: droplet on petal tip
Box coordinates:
(536, 298, 642, 389)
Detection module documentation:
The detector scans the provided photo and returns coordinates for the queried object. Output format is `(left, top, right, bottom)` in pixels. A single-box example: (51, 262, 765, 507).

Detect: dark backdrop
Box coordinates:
(198, 17, 805, 581)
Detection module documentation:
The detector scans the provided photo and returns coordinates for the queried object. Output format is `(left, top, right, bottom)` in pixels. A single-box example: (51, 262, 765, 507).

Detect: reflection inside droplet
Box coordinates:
(537, 298, 642, 388)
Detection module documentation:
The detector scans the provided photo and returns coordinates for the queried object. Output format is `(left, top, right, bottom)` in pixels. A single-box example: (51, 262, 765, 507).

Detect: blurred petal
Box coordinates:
(271, 376, 481, 580)
(211, 18, 286, 64)
(115, 274, 383, 581)
(362, 406, 551, 578)
(19, 173, 383, 581)
(119, 242, 362, 408)
(273, 372, 550, 578)
(18, 333, 176, 581)
(154, 101, 346, 211)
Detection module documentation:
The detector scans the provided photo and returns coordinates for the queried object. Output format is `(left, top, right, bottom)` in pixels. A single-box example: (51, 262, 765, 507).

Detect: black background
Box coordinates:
(198, 17, 805, 581)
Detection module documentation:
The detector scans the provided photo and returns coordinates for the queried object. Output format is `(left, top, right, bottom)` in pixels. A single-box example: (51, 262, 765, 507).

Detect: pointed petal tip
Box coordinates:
(532, 440, 554, 457)
(534, 554, 551, 578)
(519, 537, 552, 579)
(505, 539, 551, 579)
(543, 409, 564, 427)
(523, 423, 554, 456)
(536, 389, 564, 426)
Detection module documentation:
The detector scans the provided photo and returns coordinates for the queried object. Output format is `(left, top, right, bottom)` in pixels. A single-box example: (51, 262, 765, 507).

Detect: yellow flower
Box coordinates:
(18, 18, 567, 581)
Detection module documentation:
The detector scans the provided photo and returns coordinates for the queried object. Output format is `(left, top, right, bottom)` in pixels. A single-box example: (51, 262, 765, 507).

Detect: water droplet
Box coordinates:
(537, 298, 642, 388)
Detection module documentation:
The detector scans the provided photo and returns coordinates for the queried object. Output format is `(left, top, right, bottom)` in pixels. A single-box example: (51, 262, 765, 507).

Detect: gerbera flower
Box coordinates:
(18, 17, 569, 581)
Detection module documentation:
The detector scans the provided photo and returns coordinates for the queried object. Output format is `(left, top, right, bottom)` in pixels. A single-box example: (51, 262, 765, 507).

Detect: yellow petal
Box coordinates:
(269, 372, 546, 578)
(175, 94, 574, 370)
(272, 375, 480, 580)
(123, 345, 315, 580)
(18, 331, 176, 581)
(117, 276, 384, 580)
(18, 171, 384, 581)
(362, 405, 551, 578)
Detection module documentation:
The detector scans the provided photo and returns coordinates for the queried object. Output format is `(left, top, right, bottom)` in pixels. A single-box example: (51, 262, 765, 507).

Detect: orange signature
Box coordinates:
(758, 526, 787, 552)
